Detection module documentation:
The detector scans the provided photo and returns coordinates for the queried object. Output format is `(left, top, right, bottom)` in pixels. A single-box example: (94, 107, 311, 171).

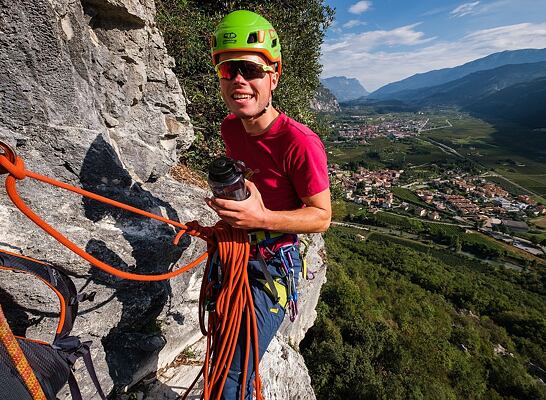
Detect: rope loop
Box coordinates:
(0, 147, 27, 180)
(186, 220, 215, 242)
(12, 157, 27, 180)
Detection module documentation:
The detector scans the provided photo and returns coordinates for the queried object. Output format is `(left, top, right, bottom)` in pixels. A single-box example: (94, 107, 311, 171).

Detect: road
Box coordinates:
(419, 136, 465, 158)
(333, 219, 545, 259)
(419, 119, 453, 132)
(331, 221, 369, 231)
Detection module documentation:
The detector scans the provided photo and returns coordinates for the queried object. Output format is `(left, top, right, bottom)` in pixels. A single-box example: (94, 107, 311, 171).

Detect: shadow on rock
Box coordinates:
(0, 287, 33, 336)
(80, 134, 190, 398)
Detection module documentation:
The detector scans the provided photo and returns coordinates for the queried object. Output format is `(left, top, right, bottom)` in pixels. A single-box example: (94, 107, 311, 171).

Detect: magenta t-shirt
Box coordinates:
(221, 113, 329, 211)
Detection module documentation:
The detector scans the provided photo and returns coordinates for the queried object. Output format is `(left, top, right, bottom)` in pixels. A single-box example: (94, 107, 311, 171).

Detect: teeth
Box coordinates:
(233, 94, 252, 99)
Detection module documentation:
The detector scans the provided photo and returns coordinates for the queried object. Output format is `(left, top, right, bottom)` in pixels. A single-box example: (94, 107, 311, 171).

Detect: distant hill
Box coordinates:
(321, 76, 369, 102)
(310, 83, 341, 112)
(465, 76, 546, 128)
(341, 99, 419, 113)
(370, 48, 546, 99)
(377, 61, 546, 106)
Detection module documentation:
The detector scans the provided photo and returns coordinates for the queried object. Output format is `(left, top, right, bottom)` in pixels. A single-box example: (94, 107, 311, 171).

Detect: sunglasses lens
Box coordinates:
(217, 61, 268, 80)
(217, 62, 235, 79)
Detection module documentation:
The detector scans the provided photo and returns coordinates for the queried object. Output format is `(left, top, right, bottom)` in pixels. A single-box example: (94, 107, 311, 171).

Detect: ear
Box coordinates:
(270, 71, 279, 91)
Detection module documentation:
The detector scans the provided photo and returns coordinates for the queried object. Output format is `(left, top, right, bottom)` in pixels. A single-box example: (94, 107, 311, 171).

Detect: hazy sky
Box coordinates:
(322, 0, 546, 92)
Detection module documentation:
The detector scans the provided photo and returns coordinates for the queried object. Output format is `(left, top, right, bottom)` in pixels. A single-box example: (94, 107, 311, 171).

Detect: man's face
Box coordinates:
(218, 52, 279, 119)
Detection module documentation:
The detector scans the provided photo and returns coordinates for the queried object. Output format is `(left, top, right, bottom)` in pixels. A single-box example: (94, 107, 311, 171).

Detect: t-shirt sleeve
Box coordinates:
(286, 134, 329, 199)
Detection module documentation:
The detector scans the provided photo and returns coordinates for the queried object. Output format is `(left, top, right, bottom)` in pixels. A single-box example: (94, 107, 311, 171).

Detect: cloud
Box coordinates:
(322, 23, 434, 53)
(451, 1, 481, 17)
(421, 6, 451, 17)
(321, 22, 546, 91)
(349, 1, 372, 15)
(343, 19, 367, 29)
(465, 22, 546, 48)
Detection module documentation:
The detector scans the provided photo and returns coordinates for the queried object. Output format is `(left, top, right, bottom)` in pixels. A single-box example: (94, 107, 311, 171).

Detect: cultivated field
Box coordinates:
(532, 216, 546, 229)
(422, 115, 546, 198)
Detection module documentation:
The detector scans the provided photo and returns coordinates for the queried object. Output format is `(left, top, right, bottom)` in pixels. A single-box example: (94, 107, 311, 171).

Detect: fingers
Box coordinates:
(245, 180, 256, 191)
(205, 197, 242, 219)
(245, 180, 260, 197)
(210, 198, 238, 212)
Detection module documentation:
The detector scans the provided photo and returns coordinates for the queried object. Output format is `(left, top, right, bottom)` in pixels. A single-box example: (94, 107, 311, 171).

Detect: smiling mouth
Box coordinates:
(232, 94, 253, 100)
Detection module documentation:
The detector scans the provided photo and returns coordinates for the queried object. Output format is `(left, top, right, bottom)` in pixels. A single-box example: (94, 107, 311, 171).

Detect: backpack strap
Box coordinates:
(0, 249, 106, 399)
(55, 338, 107, 400)
(0, 249, 78, 341)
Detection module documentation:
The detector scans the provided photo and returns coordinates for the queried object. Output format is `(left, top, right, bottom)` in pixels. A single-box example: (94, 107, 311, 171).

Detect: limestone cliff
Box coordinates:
(0, 1, 324, 398)
(310, 84, 341, 113)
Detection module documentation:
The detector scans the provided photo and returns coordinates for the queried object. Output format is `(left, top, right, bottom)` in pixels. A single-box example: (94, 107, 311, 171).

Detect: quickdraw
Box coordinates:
(0, 141, 265, 400)
(279, 246, 299, 322)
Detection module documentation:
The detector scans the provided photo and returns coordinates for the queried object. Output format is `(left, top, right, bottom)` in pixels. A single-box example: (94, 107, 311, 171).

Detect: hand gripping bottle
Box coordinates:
(207, 156, 249, 201)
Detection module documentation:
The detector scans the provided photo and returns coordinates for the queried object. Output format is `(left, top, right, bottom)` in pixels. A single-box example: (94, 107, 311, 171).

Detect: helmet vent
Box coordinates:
(272, 38, 277, 47)
(247, 32, 257, 44)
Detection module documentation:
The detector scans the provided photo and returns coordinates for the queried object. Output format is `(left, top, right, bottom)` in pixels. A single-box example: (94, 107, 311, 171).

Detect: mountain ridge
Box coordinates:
(465, 76, 546, 128)
(374, 61, 546, 106)
(370, 48, 546, 99)
(321, 76, 369, 102)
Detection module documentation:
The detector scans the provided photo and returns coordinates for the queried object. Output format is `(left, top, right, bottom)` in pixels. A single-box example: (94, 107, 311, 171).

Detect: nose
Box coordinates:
(232, 70, 247, 83)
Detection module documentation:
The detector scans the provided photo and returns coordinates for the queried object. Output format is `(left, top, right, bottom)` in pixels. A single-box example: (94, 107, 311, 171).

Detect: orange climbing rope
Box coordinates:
(0, 141, 263, 400)
(0, 142, 208, 281)
(181, 224, 263, 400)
(0, 304, 47, 400)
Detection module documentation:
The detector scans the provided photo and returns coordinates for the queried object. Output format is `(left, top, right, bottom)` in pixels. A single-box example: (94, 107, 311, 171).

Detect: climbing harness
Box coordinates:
(0, 249, 106, 400)
(0, 141, 271, 400)
(248, 232, 301, 322)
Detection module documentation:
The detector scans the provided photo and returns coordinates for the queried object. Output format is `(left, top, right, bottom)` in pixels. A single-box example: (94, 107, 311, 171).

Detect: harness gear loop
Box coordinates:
(0, 304, 47, 400)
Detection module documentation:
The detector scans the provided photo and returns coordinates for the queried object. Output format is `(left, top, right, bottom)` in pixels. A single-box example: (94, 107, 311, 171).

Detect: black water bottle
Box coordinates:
(207, 156, 249, 201)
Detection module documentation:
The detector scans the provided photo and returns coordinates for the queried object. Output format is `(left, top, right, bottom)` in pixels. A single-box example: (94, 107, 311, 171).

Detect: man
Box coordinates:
(207, 10, 331, 399)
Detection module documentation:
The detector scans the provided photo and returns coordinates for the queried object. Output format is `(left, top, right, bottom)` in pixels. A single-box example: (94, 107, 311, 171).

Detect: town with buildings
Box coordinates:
(329, 162, 546, 257)
(327, 110, 546, 259)
(335, 116, 428, 143)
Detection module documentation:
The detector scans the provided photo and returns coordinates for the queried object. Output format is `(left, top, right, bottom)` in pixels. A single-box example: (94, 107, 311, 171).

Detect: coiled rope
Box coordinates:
(0, 142, 263, 400)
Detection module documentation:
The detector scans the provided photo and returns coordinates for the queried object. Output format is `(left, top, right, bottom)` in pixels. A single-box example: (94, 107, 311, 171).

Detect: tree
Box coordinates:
(155, 0, 334, 169)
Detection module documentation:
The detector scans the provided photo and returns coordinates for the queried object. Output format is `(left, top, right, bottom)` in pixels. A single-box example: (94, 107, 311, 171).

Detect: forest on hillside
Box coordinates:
(301, 227, 546, 400)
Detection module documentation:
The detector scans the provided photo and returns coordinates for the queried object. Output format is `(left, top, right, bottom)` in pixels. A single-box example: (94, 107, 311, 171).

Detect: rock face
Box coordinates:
(0, 1, 324, 399)
(310, 84, 341, 113)
(321, 76, 369, 103)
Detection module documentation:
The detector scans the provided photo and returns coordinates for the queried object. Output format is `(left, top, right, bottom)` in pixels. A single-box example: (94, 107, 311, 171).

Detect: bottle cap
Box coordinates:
(208, 156, 241, 184)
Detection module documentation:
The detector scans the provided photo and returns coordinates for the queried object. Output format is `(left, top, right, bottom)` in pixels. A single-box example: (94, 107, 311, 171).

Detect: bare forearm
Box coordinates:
(207, 184, 331, 233)
(263, 206, 331, 234)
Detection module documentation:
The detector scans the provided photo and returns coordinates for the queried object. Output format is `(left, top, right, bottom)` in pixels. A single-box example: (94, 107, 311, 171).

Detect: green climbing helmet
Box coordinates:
(211, 10, 282, 76)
